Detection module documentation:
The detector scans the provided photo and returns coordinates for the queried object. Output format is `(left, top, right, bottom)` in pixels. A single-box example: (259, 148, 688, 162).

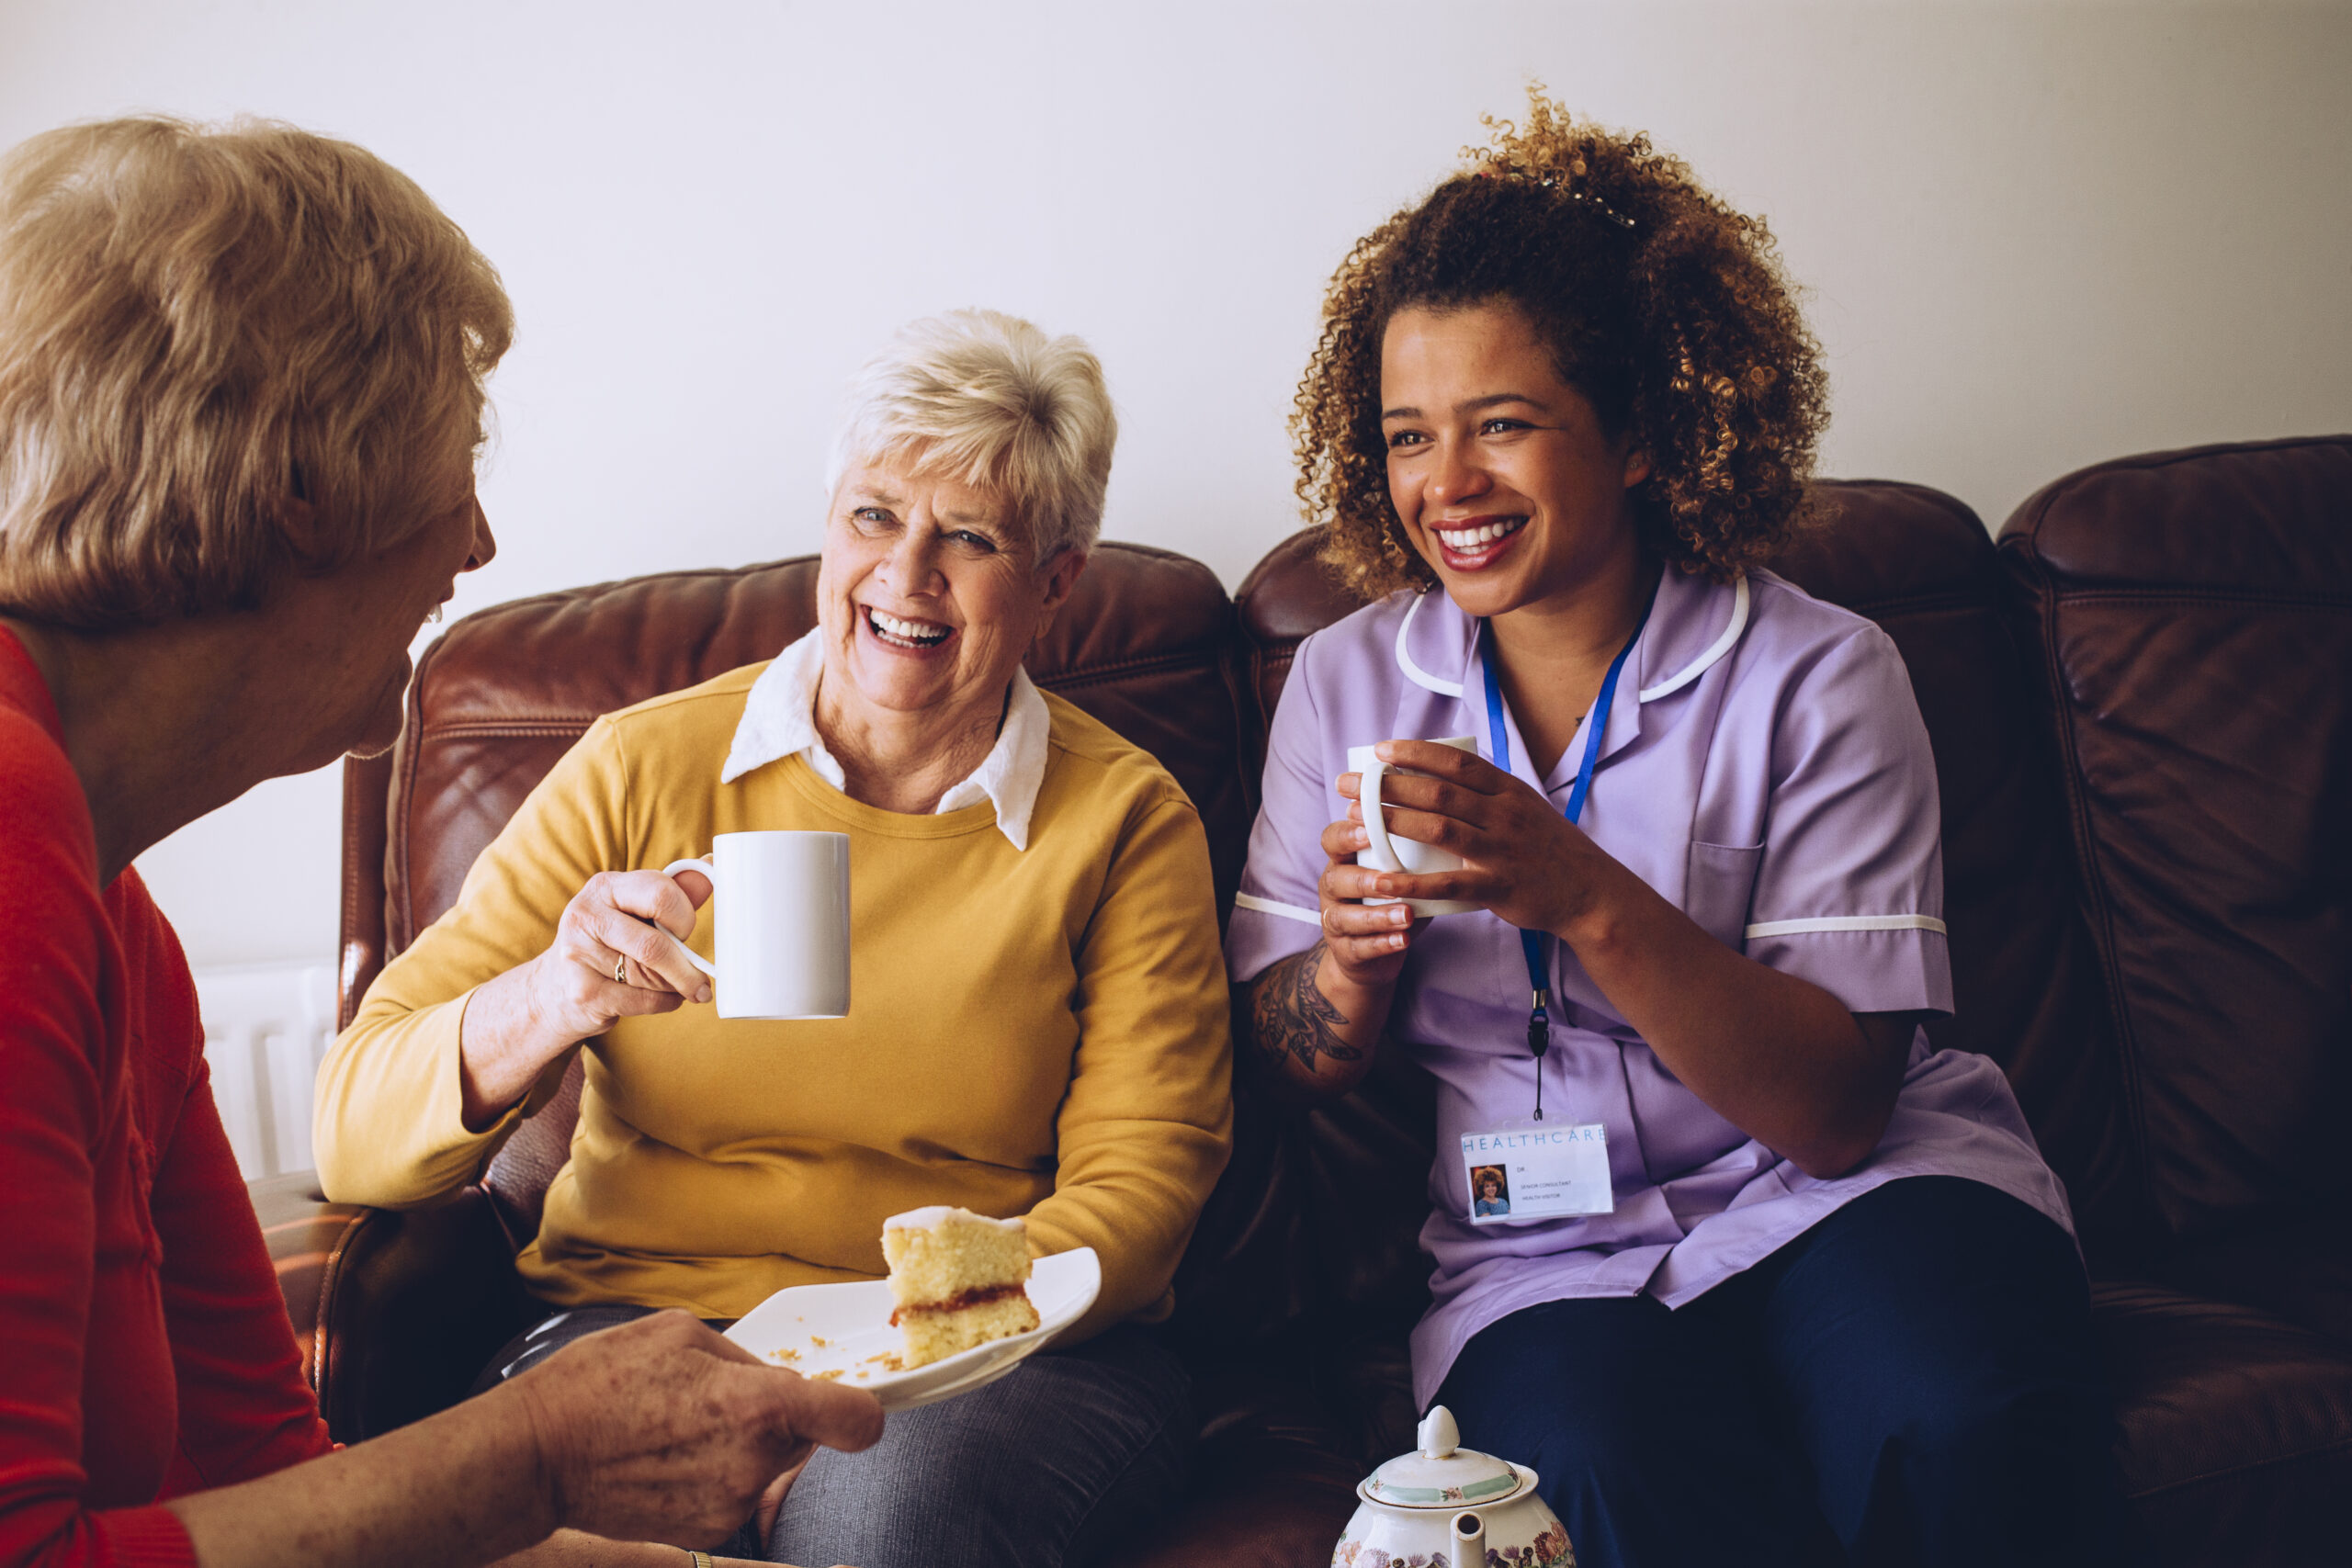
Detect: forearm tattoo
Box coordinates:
(1252, 940, 1364, 1077)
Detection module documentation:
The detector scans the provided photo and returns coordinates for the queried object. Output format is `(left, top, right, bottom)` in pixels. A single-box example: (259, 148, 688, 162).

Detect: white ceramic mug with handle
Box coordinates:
(1349, 737, 1480, 918)
(661, 830, 851, 1020)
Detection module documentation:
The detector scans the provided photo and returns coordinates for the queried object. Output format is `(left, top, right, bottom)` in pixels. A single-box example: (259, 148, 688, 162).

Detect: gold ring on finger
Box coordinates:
(614, 953, 628, 985)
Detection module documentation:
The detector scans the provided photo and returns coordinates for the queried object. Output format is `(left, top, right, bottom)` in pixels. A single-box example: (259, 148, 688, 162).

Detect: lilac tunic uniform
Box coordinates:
(1225, 567, 2075, 1410)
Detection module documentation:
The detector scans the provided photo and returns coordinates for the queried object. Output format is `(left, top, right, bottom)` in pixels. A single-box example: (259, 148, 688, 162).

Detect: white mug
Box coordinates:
(661, 830, 851, 1020)
(1349, 737, 1480, 919)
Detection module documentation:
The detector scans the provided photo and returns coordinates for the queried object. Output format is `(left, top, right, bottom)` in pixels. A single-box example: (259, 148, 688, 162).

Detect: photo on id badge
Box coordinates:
(1462, 1122, 1614, 1224)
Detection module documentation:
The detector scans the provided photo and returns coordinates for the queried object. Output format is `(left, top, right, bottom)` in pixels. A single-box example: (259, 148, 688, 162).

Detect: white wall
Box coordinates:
(4, 0, 2346, 970)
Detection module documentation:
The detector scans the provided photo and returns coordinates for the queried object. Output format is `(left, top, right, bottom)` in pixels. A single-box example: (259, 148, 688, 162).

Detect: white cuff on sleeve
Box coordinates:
(1743, 913, 1948, 939)
(1234, 892, 1323, 927)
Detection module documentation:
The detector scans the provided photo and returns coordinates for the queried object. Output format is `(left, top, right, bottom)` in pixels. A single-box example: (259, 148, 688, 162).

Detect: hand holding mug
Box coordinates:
(1340, 739, 1618, 941)
(455, 866, 721, 1128)
(1348, 737, 1480, 917)
(529, 869, 718, 1042)
(457, 834, 847, 1128)
(1309, 735, 1477, 989)
(1314, 815, 1425, 990)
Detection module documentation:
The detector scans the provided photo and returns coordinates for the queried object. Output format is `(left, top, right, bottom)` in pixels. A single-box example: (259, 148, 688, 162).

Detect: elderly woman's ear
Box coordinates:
(1029, 546, 1090, 649)
(264, 495, 338, 578)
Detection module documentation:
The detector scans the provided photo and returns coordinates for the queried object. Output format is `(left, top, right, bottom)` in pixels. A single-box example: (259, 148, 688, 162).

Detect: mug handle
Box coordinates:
(659, 857, 719, 982)
(1360, 760, 1404, 875)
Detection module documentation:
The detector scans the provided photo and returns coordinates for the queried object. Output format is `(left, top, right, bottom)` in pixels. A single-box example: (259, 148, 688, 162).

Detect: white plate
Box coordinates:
(724, 1247, 1101, 1412)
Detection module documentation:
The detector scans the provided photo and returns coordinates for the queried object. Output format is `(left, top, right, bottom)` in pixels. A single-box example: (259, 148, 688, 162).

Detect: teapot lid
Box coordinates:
(1363, 1407, 1531, 1509)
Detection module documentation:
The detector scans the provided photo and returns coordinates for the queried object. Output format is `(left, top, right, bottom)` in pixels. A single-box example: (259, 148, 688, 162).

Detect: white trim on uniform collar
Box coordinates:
(1389, 572, 1750, 705)
(1638, 574, 1748, 702)
(719, 628, 1050, 850)
(1394, 591, 1464, 698)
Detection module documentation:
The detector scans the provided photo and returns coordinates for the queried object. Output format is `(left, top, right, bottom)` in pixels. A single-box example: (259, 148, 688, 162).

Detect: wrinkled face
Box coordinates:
(1380, 301, 1649, 621)
(819, 456, 1084, 728)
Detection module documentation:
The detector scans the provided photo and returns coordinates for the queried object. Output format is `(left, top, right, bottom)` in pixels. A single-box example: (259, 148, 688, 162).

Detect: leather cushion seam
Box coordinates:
(2123, 1431, 2352, 1500)
(2047, 589, 2352, 610)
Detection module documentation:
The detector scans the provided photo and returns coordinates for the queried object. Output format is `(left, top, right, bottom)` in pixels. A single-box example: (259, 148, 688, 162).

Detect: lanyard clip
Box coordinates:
(1528, 995, 1552, 1121)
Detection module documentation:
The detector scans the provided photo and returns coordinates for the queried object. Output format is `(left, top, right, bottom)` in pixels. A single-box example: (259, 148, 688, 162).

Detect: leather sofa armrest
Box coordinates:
(251, 1171, 534, 1441)
(250, 1169, 370, 1383)
(253, 1173, 539, 1443)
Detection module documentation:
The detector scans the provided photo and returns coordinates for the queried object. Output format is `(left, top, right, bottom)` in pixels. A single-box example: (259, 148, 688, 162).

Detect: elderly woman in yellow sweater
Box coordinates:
(315, 310, 1234, 1568)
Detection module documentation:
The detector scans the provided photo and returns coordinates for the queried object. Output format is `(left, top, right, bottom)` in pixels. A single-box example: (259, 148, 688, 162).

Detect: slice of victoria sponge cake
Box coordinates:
(882, 1206, 1041, 1369)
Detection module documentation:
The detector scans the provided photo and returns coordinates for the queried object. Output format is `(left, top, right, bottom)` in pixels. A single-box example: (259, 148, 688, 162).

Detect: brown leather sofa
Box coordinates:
(255, 435, 2352, 1565)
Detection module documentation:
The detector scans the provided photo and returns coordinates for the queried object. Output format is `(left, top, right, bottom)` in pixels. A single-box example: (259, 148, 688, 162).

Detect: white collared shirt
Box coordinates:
(719, 629, 1050, 850)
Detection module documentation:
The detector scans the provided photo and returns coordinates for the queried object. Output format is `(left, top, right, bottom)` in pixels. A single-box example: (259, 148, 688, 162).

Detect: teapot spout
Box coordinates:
(1451, 1510, 1486, 1565)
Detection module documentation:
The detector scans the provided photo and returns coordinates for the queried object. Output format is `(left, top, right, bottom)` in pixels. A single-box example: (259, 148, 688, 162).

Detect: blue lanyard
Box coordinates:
(1479, 594, 1651, 1119)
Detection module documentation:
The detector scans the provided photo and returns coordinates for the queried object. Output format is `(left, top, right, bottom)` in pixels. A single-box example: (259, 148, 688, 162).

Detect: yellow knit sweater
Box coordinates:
(315, 664, 1233, 1337)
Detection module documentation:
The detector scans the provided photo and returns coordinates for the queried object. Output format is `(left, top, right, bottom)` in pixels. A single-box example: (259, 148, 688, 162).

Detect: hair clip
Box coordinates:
(1541, 173, 1636, 230)
(1481, 159, 1637, 230)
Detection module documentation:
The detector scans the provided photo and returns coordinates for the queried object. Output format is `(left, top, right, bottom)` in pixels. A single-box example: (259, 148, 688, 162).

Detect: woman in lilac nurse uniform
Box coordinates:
(1227, 98, 2120, 1567)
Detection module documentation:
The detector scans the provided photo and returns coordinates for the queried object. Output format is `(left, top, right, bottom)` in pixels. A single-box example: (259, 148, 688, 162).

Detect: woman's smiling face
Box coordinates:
(818, 456, 1082, 728)
(1379, 301, 1649, 621)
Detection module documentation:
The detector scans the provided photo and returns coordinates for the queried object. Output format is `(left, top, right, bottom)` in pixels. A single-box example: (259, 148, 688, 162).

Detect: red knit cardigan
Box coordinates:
(1, 631, 333, 1568)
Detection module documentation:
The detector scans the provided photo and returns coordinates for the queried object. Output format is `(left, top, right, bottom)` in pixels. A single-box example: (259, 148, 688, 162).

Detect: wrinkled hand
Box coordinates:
(456, 866, 719, 1134)
(507, 1311, 883, 1551)
(522, 868, 717, 1046)
(1336, 739, 1616, 941)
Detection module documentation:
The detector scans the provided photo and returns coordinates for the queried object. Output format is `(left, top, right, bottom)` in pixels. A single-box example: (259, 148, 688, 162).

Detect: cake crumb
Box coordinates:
(809, 1335, 830, 1348)
(809, 1369, 844, 1382)
(860, 1352, 905, 1371)
(766, 1348, 800, 1364)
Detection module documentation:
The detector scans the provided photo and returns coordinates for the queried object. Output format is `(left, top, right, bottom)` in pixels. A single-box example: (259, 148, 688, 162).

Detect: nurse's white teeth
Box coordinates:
(1433, 516, 1528, 549)
(867, 607, 951, 648)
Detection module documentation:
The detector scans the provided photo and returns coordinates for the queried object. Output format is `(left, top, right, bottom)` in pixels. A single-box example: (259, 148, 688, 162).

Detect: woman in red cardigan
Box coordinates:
(0, 117, 880, 1568)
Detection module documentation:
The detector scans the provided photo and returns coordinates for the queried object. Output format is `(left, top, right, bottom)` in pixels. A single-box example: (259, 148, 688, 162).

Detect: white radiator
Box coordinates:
(196, 962, 339, 1180)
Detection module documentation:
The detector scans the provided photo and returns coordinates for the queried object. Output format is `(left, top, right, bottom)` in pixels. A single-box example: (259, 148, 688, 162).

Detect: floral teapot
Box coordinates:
(1331, 1406, 1574, 1568)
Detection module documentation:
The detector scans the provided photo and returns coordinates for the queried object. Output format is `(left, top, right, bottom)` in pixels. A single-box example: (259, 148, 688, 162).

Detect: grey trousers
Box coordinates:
(475, 1303, 1193, 1567)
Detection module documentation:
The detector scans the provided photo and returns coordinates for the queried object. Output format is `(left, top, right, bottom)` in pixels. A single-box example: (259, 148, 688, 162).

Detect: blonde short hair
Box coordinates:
(0, 117, 513, 629)
(825, 309, 1115, 562)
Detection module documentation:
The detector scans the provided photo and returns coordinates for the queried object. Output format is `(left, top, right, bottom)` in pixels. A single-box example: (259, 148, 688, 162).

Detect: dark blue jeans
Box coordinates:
(1435, 1177, 2126, 1567)
(476, 1306, 1191, 1567)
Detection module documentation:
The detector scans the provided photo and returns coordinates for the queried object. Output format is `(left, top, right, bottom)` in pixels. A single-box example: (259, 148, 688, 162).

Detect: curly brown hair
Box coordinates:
(1293, 90, 1829, 598)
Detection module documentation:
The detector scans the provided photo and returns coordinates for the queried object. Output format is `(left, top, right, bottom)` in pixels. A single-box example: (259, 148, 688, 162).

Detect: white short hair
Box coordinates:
(825, 309, 1115, 561)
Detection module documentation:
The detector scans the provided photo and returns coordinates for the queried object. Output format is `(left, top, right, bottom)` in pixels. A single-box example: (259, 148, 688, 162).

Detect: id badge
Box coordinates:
(1462, 1122, 1614, 1224)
